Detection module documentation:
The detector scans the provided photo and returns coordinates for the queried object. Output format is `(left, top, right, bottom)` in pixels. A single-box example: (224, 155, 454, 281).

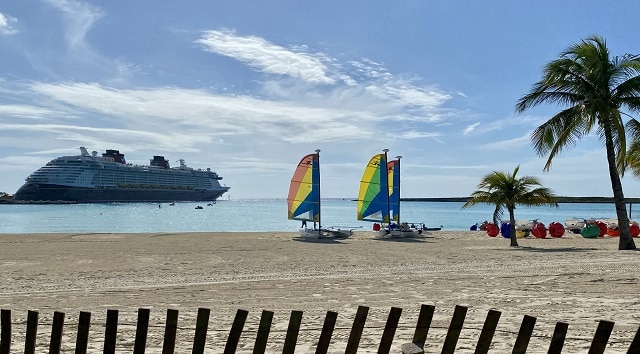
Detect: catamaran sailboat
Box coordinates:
(357, 149, 425, 237)
(287, 150, 354, 238)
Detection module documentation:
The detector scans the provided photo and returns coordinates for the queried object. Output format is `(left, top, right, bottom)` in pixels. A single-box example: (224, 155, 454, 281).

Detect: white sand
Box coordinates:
(0, 231, 639, 353)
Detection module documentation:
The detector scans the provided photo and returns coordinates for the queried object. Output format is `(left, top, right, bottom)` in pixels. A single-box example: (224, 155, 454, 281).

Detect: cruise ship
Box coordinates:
(13, 147, 230, 203)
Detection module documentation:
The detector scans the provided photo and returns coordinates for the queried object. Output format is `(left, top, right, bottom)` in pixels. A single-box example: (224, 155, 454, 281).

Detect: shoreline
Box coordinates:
(0, 231, 638, 352)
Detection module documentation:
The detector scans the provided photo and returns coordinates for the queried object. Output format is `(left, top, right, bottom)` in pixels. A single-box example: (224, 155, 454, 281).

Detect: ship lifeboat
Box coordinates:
(486, 223, 499, 237)
(548, 222, 565, 238)
(531, 222, 547, 238)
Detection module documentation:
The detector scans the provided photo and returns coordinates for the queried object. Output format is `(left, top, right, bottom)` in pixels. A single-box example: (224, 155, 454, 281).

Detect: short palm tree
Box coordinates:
(627, 140, 640, 177)
(462, 166, 558, 247)
(516, 35, 640, 250)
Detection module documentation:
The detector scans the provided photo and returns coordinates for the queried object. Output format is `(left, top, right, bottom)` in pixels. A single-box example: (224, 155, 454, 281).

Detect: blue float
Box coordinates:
(500, 222, 511, 238)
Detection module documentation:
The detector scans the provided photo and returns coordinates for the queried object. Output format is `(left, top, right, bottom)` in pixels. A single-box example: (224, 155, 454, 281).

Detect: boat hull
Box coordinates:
(13, 183, 229, 203)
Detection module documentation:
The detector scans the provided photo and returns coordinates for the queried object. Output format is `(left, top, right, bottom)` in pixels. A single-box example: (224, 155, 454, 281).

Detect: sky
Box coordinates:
(1, 1, 640, 199)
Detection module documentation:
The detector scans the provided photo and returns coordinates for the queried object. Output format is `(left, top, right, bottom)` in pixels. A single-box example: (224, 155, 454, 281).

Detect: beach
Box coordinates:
(0, 231, 639, 353)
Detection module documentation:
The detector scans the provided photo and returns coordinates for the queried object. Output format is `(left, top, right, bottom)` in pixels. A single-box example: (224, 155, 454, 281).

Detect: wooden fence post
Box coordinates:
(0, 309, 11, 354)
(224, 309, 248, 354)
(441, 305, 468, 354)
(378, 307, 403, 354)
(282, 310, 303, 354)
(49, 311, 65, 354)
(401, 304, 435, 354)
(162, 309, 179, 354)
(345, 305, 369, 354)
(547, 322, 569, 354)
(103, 309, 119, 354)
(588, 320, 614, 354)
(511, 314, 536, 354)
(192, 307, 210, 354)
(474, 309, 501, 354)
(253, 310, 274, 354)
(628, 325, 640, 353)
(134, 308, 150, 354)
(315, 311, 337, 354)
(24, 310, 39, 354)
(75, 311, 91, 354)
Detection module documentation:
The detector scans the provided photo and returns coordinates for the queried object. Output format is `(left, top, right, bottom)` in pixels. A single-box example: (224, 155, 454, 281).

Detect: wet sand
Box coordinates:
(0, 231, 639, 353)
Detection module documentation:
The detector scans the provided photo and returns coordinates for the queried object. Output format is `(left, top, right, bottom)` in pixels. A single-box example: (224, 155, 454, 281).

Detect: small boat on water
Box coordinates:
(287, 150, 355, 239)
(357, 150, 431, 238)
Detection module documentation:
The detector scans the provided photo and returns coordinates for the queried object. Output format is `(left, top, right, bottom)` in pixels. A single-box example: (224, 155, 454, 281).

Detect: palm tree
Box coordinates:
(516, 35, 640, 250)
(462, 166, 558, 247)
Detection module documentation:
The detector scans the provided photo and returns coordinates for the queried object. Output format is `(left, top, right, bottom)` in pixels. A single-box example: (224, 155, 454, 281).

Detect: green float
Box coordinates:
(581, 224, 600, 238)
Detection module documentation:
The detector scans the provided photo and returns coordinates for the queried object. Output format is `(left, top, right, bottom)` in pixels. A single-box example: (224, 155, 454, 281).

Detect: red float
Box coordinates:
(531, 222, 547, 238)
(486, 223, 499, 237)
(595, 221, 607, 237)
(548, 221, 564, 238)
(607, 227, 620, 237)
(631, 223, 640, 238)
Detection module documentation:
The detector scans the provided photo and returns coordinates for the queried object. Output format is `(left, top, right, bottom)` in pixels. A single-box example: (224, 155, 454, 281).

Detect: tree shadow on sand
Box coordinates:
(292, 236, 347, 244)
(373, 236, 431, 243)
(508, 246, 599, 253)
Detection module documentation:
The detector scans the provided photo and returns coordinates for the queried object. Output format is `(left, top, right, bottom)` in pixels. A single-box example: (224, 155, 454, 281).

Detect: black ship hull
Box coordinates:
(13, 183, 229, 203)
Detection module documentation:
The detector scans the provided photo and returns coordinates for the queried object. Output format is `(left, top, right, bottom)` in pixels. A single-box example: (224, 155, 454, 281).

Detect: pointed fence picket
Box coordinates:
(0, 304, 639, 353)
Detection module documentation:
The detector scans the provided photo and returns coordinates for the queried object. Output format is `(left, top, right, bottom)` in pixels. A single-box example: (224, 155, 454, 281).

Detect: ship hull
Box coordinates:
(13, 183, 229, 203)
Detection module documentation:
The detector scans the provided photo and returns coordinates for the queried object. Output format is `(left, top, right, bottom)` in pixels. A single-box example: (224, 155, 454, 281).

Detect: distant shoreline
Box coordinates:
(401, 196, 640, 203)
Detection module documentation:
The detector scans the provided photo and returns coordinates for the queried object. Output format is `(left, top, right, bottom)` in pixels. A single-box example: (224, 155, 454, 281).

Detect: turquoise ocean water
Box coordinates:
(0, 199, 632, 233)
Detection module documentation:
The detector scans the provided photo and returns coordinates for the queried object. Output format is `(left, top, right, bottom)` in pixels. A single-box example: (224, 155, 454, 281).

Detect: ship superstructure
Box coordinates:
(13, 147, 230, 203)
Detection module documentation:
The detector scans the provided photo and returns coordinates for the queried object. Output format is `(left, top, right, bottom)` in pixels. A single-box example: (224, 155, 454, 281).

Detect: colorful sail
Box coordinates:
(287, 153, 320, 222)
(357, 153, 390, 222)
(388, 159, 400, 223)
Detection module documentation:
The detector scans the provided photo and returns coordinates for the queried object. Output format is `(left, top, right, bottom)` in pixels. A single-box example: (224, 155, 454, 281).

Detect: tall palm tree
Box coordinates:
(462, 166, 558, 247)
(516, 35, 640, 250)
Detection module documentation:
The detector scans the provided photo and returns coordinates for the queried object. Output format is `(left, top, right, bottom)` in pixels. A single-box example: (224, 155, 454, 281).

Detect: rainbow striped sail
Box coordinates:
(357, 152, 390, 223)
(287, 152, 320, 223)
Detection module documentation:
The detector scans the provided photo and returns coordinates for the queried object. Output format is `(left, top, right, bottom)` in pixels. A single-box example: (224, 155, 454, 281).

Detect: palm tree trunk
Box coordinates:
(508, 207, 518, 247)
(603, 125, 636, 250)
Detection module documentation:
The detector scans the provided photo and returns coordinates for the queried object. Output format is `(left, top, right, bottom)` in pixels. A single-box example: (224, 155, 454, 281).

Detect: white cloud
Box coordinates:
(479, 134, 532, 150)
(392, 130, 442, 139)
(0, 105, 58, 119)
(197, 30, 335, 84)
(45, 0, 104, 50)
(0, 12, 18, 35)
(463, 122, 480, 135)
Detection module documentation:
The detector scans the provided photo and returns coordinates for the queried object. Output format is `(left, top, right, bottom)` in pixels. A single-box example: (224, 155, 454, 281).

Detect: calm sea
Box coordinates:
(0, 199, 632, 233)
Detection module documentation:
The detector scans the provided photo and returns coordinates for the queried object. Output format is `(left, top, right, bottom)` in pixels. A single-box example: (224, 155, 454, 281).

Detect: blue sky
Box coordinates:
(1, 0, 640, 199)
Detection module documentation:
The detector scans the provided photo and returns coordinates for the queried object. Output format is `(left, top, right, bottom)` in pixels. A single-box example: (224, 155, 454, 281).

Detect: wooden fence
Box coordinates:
(1, 304, 639, 353)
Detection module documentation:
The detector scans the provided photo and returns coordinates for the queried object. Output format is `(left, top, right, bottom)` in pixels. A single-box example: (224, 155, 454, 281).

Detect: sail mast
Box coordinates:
(316, 149, 321, 237)
(382, 149, 389, 224)
(395, 155, 402, 224)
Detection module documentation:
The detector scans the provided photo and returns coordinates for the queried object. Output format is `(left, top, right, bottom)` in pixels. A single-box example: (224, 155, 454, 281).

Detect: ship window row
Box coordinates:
(91, 171, 213, 188)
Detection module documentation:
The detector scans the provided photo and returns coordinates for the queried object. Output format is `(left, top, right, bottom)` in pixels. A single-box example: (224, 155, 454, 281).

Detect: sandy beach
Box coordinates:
(0, 230, 639, 353)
